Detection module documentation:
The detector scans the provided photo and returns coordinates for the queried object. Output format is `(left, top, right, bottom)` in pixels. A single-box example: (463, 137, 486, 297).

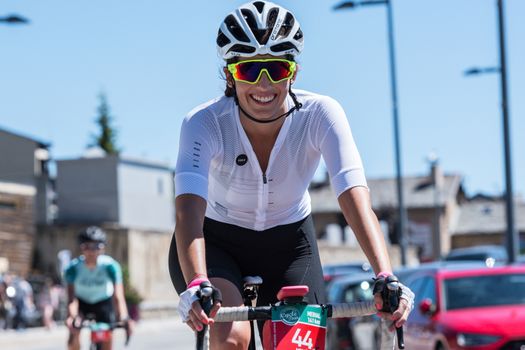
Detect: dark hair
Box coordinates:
(224, 57, 238, 97)
(223, 54, 296, 97)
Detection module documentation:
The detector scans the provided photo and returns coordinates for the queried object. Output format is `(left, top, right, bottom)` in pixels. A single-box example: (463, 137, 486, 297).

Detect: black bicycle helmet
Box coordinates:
(78, 226, 107, 245)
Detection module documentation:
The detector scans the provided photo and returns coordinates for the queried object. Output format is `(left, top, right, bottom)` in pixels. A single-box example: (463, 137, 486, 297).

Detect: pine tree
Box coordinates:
(90, 92, 120, 154)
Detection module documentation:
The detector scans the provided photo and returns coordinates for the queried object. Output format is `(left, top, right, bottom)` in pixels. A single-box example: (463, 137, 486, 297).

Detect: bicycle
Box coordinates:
(196, 277, 404, 350)
(68, 313, 131, 350)
(242, 276, 263, 350)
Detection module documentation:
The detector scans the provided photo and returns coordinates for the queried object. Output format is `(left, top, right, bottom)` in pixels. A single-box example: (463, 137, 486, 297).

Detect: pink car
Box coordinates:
(401, 262, 525, 350)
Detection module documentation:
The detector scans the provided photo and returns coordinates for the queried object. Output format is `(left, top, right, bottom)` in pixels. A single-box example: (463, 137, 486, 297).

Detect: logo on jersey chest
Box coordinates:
(236, 154, 248, 166)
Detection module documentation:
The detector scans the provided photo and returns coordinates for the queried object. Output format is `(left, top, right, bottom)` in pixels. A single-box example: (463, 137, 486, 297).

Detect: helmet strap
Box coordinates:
(233, 84, 302, 124)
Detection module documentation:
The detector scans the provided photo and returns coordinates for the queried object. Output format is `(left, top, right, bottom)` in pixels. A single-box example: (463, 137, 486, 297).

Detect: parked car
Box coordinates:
(518, 255, 525, 264)
(402, 262, 525, 350)
(443, 245, 508, 265)
(325, 271, 378, 350)
(322, 262, 372, 286)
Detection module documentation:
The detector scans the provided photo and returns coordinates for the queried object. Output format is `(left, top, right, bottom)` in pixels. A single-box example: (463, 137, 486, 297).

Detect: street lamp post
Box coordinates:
(497, 0, 517, 264)
(334, 0, 408, 265)
(464, 0, 517, 263)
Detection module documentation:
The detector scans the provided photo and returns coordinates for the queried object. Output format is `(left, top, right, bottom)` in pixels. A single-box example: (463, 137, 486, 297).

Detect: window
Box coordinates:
(444, 273, 525, 310)
(157, 178, 164, 195)
(0, 200, 16, 210)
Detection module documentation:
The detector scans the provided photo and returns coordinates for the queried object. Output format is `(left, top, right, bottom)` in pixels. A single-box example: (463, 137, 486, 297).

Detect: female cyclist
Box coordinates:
(169, 1, 414, 349)
(65, 226, 133, 350)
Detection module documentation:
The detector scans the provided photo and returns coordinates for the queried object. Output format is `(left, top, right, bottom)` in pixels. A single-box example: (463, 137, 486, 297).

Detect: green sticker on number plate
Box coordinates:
(272, 304, 327, 327)
(270, 304, 328, 350)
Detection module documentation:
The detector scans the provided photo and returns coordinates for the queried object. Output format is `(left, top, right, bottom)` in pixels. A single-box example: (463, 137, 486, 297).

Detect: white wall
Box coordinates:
(118, 160, 174, 231)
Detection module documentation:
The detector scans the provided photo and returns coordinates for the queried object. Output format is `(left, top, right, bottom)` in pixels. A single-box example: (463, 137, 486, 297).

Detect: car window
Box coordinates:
(417, 277, 436, 304)
(327, 282, 340, 302)
(407, 276, 435, 310)
(343, 280, 374, 303)
(444, 273, 525, 310)
(407, 276, 425, 299)
(405, 276, 433, 320)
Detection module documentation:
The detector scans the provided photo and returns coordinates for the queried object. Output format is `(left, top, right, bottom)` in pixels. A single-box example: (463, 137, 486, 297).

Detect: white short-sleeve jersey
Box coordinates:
(175, 89, 367, 231)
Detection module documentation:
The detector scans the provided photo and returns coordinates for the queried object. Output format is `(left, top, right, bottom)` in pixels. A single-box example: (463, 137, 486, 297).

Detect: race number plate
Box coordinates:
(90, 323, 112, 343)
(91, 329, 112, 343)
(266, 304, 327, 350)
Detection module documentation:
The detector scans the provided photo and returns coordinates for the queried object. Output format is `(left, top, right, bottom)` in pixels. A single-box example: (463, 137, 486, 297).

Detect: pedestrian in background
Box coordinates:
(37, 277, 62, 330)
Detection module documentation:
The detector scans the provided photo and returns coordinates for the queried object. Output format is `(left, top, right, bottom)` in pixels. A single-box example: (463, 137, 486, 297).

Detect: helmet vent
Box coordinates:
(241, 9, 258, 31)
(266, 8, 279, 29)
(217, 30, 231, 47)
(225, 15, 250, 43)
(280, 12, 294, 37)
(293, 28, 303, 41)
(271, 42, 297, 53)
(228, 44, 256, 55)
(254, 28, 269, 45)
(253, 1, 265, 14)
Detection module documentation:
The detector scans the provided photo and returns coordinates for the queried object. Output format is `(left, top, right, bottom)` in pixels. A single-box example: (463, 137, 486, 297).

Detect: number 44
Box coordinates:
(291, 328, 313, 349)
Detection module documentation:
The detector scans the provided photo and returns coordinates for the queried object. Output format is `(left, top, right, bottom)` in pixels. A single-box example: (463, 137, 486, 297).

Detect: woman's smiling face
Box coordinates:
(228, 55, 296, 121)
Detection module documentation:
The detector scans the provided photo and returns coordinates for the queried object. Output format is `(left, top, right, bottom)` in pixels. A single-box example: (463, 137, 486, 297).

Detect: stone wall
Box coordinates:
(127, 229, 175, 301)
(34, 225, 174, 301)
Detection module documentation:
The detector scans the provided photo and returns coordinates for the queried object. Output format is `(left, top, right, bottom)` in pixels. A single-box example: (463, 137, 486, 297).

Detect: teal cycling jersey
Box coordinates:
(64, 255, 123, 304)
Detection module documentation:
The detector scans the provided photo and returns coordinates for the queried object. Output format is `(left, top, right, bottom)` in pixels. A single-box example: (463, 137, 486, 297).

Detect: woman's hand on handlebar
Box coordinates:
(177, 281, 222, 332)
(121, 317, 135, 337)
(373, 275, 415, 330)
(66, 315, 81, 331)
(187, 297, 222, 332)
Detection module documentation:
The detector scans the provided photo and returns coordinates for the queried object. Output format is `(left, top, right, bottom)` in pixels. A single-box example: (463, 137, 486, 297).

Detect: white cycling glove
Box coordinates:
(177, 285, 201, 322)
(399, 282, 415, 311)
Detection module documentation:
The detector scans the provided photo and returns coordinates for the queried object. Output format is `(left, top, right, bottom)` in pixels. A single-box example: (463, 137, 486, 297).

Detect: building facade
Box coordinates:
(309, 164, 465, 262)
(56, 154, 175, 231)
(0, 127, 53, 224)
(0, 182, 36, 276)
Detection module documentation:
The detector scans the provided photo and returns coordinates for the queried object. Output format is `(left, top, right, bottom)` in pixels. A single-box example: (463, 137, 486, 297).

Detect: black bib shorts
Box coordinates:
(168, 214, 326, 308)
(77, 297, 115, 324)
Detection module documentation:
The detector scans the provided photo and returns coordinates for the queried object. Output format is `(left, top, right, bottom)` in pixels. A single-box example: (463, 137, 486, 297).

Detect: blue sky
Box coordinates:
(1, 0, 524, 197)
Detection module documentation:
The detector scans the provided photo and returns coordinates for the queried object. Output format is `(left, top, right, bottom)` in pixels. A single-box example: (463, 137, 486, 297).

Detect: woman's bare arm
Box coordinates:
(337, 186, 392, 274)
(175, 194, 208, 283)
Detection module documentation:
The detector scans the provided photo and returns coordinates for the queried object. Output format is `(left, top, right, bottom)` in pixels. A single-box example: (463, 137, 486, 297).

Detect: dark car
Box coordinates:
(322, 262, 372, 286)
(325, 271, 378, 350)
(443, 245, 508, 265)
(401, 262, 525, 350)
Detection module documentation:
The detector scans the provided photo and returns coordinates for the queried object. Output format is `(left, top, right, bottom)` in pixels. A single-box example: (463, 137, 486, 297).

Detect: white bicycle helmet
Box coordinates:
(217, 1, 304, 59)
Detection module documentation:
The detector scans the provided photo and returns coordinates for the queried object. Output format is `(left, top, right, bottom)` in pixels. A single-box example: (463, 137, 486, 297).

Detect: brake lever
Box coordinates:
(382, 275, 405, 349)
(124, 321, 131, 346)
(196, 281, 214, 349)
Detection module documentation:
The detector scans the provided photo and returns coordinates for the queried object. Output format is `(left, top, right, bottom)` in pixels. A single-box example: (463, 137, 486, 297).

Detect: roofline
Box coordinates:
(366, 172, 463, 183)
(56, 154, 173, 172)
(437, 264, 525, 279)
(0, 126, 51, 148)
(0, 181, 37, 196)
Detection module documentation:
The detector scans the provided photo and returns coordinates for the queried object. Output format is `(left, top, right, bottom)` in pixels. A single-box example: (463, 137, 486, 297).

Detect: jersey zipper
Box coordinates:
(263, 173, 267, 184)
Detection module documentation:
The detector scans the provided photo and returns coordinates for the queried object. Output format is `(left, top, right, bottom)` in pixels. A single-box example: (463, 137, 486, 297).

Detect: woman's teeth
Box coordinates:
(251, 95, 275, 103)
